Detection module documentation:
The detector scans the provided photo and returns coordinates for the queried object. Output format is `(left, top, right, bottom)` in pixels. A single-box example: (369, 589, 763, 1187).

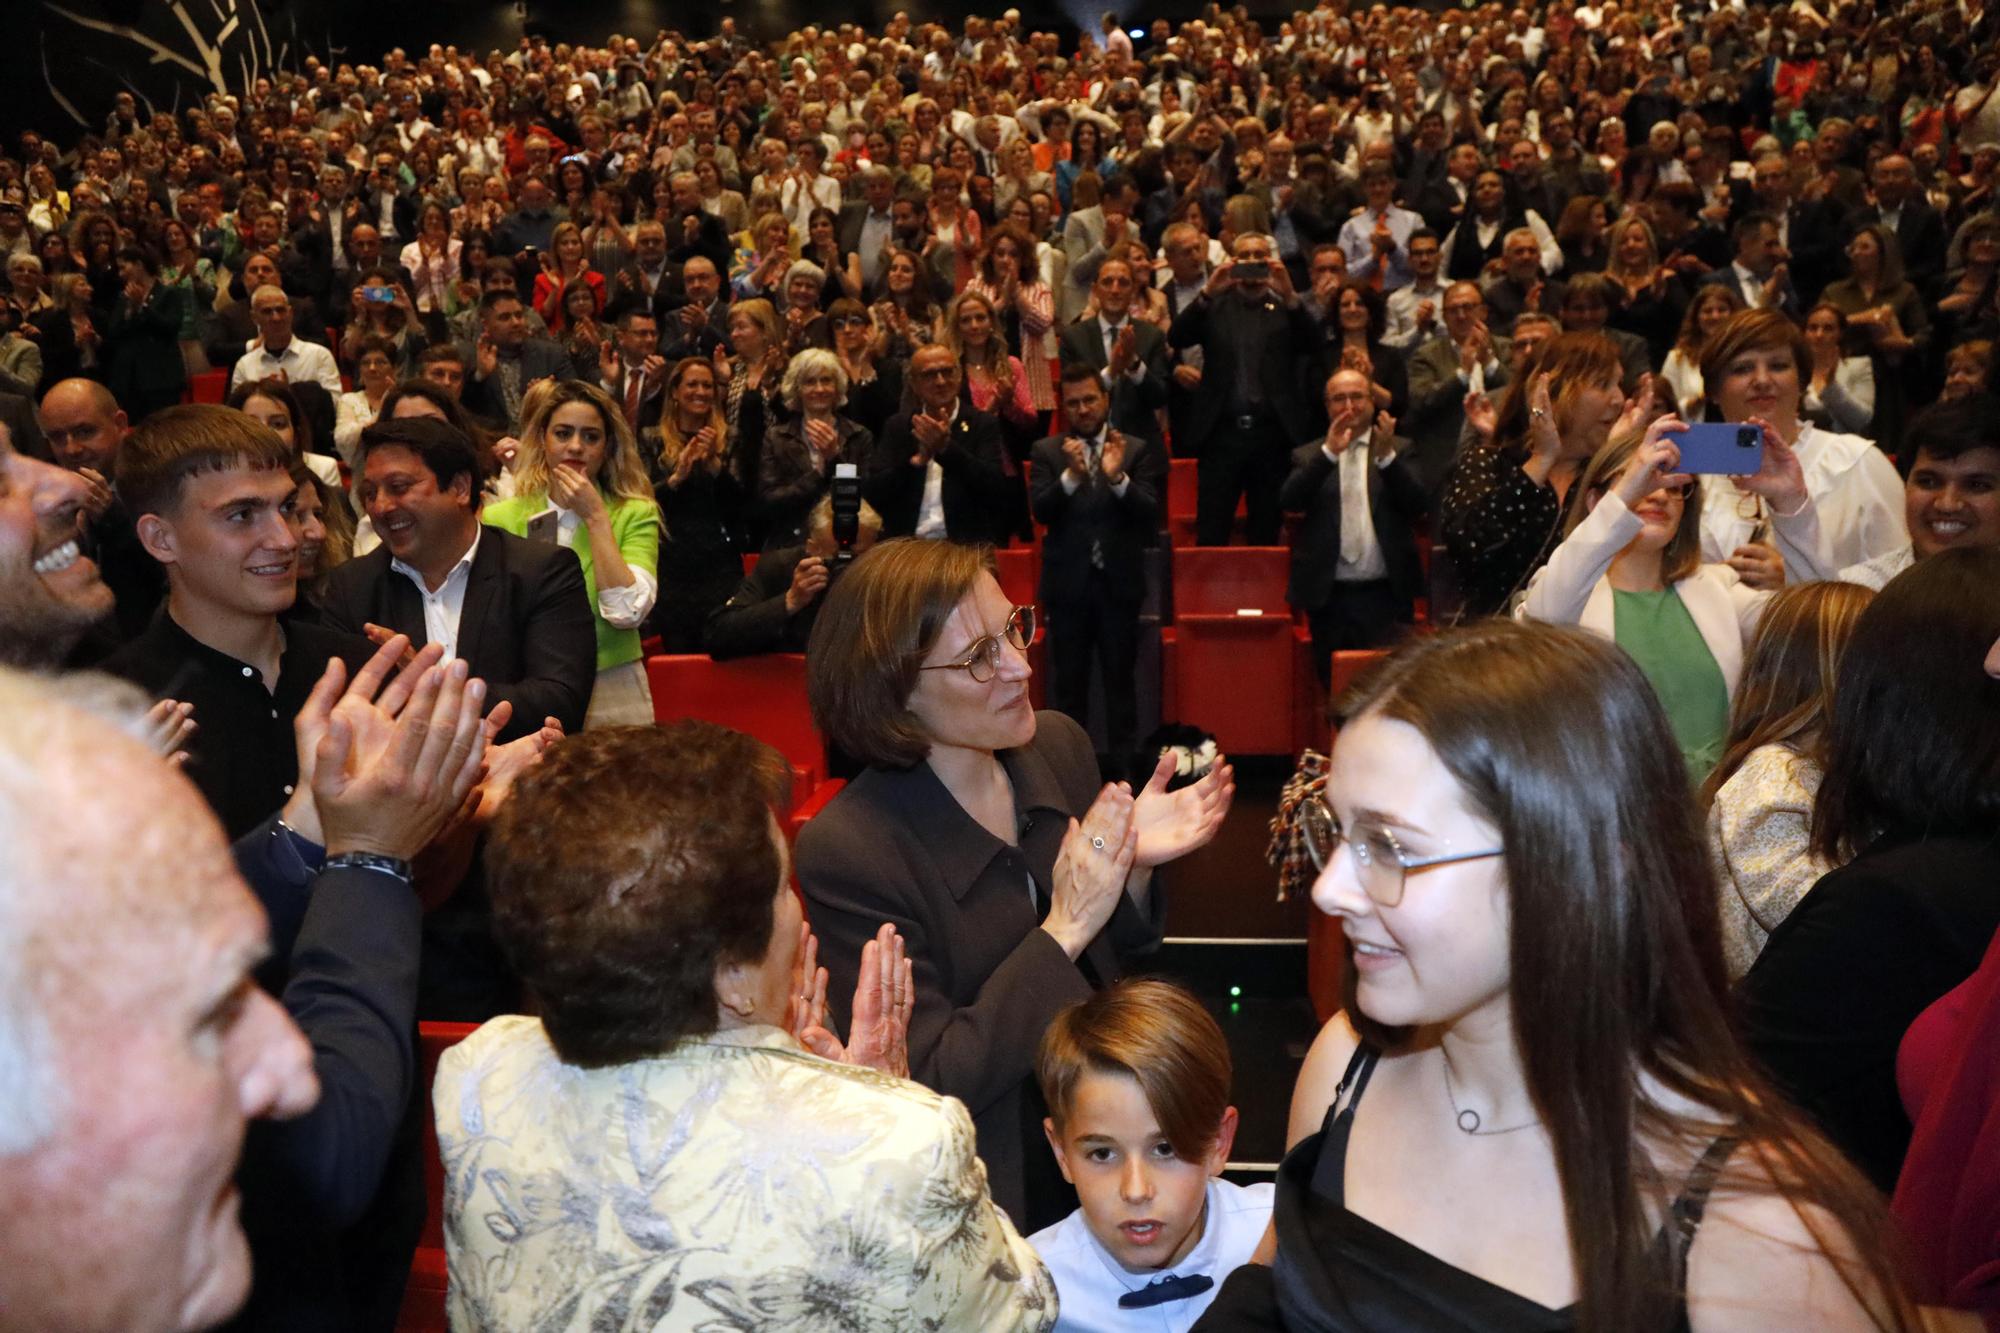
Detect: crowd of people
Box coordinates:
(3, 0, 2000, 1328)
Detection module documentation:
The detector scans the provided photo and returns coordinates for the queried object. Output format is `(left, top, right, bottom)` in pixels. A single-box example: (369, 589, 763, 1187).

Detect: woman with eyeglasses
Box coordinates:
(1518, 402, 1825, 778)
(796, 539, 1234, 1235)
(828, 298, 901, 436)
(1200, 620, 1921, 1331)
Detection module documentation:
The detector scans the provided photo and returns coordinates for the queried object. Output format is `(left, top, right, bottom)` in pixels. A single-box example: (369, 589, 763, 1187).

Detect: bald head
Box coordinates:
(39, 379, 128, 475)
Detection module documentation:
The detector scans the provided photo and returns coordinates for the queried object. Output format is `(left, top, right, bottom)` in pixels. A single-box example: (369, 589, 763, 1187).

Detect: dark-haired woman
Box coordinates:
(1194, 619, 1923, 1332)
(795, 539, 1233, 1232)
(437, 722, 1056, 1330)
(1740, 548, 2000, 1192)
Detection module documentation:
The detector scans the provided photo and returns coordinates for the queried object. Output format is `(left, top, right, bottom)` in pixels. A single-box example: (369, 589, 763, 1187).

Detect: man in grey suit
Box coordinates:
(1056, 258, 1169, 440)
(1406, 281, 1511, 496)
(1060, 176, 1141, 324)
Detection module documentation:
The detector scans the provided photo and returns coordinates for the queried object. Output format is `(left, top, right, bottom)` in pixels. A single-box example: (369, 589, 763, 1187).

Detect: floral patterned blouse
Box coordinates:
(434, 1017, 1059, 1332)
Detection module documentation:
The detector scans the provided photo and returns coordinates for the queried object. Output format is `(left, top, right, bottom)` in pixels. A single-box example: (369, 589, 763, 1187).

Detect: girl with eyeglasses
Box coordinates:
(1518, 398, 1825, 779)
(796, 539, 1234, 1236)
(1210, 620, 1923, 1332)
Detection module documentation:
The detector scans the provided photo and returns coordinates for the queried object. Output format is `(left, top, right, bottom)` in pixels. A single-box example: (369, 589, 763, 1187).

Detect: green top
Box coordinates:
(482, 491, 663, 673)
(1612, 586, 1731, 782)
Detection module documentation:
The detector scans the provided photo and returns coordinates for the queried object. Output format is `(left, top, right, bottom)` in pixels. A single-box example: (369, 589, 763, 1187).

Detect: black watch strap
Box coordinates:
(323, 851, 415, 883)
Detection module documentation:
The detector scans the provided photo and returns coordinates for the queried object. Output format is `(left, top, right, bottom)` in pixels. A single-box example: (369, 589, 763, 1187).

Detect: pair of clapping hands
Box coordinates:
(143, 635, 563, 862)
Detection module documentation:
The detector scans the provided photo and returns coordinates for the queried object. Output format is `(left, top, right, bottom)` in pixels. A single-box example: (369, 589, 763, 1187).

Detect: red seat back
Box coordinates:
(992, 545, 1040, 608)
(189, 369, 229, 404)
(1173, 546, 1290, 616)
(645, 653, 826, 790)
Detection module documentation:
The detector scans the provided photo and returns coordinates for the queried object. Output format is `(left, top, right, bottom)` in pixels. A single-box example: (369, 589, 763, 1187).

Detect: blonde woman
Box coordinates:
(482, 380, 663, 727)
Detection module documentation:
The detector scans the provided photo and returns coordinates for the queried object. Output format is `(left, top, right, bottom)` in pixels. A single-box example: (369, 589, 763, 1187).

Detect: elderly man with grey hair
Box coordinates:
(837, 164, 900, 294)
(0, 417, 505, 1330)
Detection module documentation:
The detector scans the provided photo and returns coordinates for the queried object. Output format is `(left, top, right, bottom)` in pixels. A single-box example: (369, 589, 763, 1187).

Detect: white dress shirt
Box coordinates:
(389, 526, 481, 662)
(542, 503, 659, 628)
(914, 403, 960, 540)
(1384, 277, 1446, 349)
(1331, 430, 1391, 582)
(1029, 1177, 1275, 1333)
(231, 336, 343, 396)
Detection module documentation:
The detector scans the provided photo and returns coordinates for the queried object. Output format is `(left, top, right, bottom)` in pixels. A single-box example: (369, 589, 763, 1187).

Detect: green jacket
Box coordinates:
(483, 491, 662, 673)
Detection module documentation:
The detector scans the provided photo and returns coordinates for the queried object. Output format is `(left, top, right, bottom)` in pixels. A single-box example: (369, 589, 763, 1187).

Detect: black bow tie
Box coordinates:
(1118, 1274, 1214, 1309)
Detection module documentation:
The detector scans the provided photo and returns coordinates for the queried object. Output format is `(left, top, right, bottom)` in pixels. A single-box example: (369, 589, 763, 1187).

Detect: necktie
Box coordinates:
(1103, 320, 1123, 369)
(1119, 1274, 1214, 1309)
(1339, 440, 1370, 566)
(625, 368, 643, 429)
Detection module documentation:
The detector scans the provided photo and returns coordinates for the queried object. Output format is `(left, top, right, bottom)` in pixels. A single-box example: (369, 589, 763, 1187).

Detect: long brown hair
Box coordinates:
(1698, 581, 1874, 808)
(1340, 621, 1917, 1333)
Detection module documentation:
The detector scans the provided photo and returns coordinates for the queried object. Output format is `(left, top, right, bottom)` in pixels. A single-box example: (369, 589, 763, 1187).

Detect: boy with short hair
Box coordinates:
(1032, 979, 1275, 1330)
(106, 404, 371, 835)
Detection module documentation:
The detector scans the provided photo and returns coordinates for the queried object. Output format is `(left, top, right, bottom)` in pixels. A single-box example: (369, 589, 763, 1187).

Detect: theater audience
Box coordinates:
(437, 721, 1058, 1331)
(481, 381, 661, 727)
(1739, 549, 2000, 1193)
(1700, 580, 1874, 979)
(798, 539, 1232, 1231)
(1202, 620, 1922, 1330)
(1031, 979, 1273, 1327)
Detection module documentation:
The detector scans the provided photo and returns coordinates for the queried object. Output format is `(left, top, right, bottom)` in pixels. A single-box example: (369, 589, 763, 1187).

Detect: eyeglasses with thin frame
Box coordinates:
(917, 605, 1035, 684)
(1299, 793, 1503, 908)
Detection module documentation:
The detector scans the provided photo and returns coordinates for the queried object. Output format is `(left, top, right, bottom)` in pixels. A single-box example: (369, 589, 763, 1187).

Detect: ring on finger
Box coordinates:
(1091, 835, 1106, 851)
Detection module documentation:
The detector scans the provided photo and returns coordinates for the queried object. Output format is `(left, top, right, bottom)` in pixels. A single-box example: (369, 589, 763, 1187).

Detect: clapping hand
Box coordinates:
(1131, 747, 1235, 868)
(805, 416, 840, 459)
(909, 409, 949, 462)
(1610, 373, 1660, 449)
(141, 698, 197, 767)
(75, 466, 113, 521)
(1464, 387, 1497, 442)
(790, 921, 913, 1077)
(304, 645, 493, 861)
(1100, 429, 1127, 483)
(1044, 783, 1138, 960)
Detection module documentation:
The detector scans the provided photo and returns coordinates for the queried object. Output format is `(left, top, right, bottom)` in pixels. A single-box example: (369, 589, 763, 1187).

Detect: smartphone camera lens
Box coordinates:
(1737, 427, 1759, 448)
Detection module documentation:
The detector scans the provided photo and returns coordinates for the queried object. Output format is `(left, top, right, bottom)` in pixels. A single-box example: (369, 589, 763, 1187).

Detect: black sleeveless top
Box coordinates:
(1264, 1046, 1739, 1333)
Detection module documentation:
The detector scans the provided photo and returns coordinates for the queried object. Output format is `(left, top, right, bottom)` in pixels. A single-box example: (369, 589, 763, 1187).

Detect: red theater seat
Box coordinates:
(646, 653, 828, 796)
(991, 545, 1048, 710)
(1161, 547, 1303, 754)
(188, 369, 229, 404)
(397, 1020, 478, 1333)
(1166, 459, 1198, 546)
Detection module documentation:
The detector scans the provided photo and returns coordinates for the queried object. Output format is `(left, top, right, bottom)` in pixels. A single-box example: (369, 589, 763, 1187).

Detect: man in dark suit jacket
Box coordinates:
(656, 255, 729, 363)
(1731, 153, 1848, 307)
(460, 291, 578, 433)
(1853, 153, 1950, 295)
(837, 167, 900, 299)
(101, 249, 188, 422)
(319, 415, 596, 739)
(1405, 283, 1511, 496)
(1030, 366, 1167, 759)
(864, 345, 1016, 546)
(1057, 257, 1169, 441)
(1280, 368, 1428, 688)
(1167, 232, 1320, 544)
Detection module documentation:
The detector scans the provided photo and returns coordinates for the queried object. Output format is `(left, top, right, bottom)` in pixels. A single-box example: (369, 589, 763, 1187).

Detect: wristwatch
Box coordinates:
(323, 851, 415, 884)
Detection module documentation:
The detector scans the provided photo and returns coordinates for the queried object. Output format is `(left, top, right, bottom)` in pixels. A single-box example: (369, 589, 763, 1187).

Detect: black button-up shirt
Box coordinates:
(105, 611, 372, 838)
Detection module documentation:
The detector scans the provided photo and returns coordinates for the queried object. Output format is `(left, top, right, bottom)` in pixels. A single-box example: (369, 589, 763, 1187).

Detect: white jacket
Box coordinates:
(1521, 489, 1829, 696)
(1696, 424, 1903, 578)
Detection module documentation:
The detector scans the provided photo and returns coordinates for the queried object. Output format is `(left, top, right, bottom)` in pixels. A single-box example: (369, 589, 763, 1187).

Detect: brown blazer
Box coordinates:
(794, 710, 1166, 1231)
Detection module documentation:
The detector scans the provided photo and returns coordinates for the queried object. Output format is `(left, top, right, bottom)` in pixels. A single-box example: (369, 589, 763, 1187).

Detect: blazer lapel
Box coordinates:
(455, 533, 506, 672)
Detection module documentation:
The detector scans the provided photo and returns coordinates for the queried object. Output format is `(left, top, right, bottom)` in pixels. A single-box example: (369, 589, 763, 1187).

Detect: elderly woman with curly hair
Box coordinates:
(755, 347, 874, 549)
(437, 720, 1058, 1331)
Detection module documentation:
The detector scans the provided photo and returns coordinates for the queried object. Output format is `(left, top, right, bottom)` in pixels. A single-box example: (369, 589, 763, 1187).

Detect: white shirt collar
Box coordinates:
(390, 523, 481, 595)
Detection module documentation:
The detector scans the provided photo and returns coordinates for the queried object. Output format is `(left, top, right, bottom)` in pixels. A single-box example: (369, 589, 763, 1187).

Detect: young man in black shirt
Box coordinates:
(104, 404, 371, 837)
